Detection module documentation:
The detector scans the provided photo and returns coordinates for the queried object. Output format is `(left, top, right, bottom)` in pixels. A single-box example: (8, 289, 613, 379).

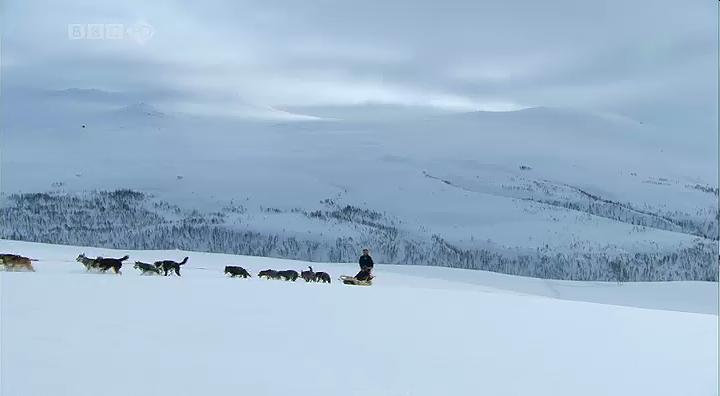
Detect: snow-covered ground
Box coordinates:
(2, 240, 717, 396)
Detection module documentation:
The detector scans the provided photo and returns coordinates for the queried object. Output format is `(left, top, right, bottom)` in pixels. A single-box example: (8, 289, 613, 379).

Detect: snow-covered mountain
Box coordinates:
(1, 240, 717, 396)
(1, 89, 717, 280)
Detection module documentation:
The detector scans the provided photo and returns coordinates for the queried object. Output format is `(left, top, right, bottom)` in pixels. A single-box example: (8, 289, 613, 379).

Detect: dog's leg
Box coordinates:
(174, 266, 181, 277)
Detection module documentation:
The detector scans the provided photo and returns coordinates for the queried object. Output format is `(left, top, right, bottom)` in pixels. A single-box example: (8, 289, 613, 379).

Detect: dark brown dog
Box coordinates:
(314, 271, 331, 283)
(277, 270, 299, 281)
(94, 255, 129, 274)
(154, 257, 188, 276)
(300, 266, 315, 282)
(258, 269, 279, 279)
(225, 266, 251, 278)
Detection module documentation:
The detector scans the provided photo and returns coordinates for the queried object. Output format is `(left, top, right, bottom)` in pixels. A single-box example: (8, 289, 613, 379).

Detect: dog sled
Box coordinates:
(340, 275, 373, 286)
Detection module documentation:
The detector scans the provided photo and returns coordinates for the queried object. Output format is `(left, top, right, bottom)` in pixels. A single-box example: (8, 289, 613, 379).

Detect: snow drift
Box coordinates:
(1, 240, 717, 396)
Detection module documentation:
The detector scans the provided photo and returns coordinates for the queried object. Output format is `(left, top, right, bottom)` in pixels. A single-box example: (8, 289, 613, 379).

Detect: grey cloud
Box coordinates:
(1, 0, 716, 131)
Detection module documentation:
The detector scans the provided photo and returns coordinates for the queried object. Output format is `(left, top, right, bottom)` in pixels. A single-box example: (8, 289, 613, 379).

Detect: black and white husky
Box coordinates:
(134, 261, 162, 275)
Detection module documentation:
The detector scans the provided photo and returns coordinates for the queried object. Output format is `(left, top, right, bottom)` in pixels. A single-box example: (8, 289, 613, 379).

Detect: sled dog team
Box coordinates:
(253, 266, 332, 283)
(1, 249, 376, 285)
(75, 253, 191, 276)
(73, 253, 334, 281)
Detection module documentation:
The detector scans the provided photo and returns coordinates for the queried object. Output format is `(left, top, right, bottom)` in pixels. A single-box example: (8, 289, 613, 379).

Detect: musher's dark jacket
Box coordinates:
(359, 255, 374, 269)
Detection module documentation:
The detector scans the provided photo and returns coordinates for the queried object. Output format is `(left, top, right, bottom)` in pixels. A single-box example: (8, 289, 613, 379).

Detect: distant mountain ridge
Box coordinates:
(1, 86, 716, 281)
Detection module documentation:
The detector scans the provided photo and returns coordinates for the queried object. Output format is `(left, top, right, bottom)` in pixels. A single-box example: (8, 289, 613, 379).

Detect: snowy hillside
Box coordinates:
(1, 89, 718, 280)
(1, 240, 717, 396)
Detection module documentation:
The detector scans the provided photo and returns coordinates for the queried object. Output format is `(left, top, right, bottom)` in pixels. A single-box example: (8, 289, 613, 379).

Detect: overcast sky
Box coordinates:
(1, 0, 717, 131)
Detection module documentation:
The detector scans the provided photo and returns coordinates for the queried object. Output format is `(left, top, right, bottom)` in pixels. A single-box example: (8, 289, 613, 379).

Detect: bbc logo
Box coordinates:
(67, 24, 86, 40)
(68, 22, 153, 44)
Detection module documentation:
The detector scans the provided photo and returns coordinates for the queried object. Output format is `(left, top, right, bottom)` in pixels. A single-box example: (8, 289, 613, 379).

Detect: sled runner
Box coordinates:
(340, 275, 373, 286)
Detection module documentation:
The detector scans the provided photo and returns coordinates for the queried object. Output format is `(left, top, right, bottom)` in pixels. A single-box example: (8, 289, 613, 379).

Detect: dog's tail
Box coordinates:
(29, 258, 39, 262)
(179, 257, 189, 265)
(119, 255, 130, 261)
(308, 266, 313, 272)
